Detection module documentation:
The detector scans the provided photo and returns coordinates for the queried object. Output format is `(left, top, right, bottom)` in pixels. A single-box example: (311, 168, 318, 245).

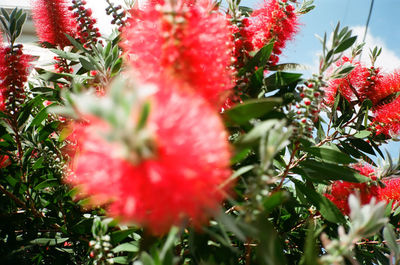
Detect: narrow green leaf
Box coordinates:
(225, 98, 281, 125)
(111, 228, 137, 245)
(298, 159, 370, 183)
(34, 178, 59, 190)
(112, 242, 139, 253)
(334, 36, 357, 53)
(293, 179, 345, 223)
(112, 256, 130, 264)
(353, 130, 371, 139)
(79, 58, 96, 71)
(245, 41, 274, 72)
(263, 191, 288, 213)
(305, 146, 356, 164)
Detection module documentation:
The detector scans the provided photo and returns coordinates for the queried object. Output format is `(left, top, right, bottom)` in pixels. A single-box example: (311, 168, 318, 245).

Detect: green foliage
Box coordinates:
(1, 3, 399, 265)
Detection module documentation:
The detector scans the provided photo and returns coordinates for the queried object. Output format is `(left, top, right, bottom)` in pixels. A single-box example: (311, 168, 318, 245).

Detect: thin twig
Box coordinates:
(273, 141, 300, 192)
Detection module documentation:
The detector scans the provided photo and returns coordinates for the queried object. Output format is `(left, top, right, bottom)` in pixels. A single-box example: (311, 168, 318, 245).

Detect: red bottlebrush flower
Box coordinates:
(379, 178, 400, 204)
(121, 0, 233, 105)
(365, 70, 400, 105)
(0, 90, 5, 112)
(372, 95, 400, 136)
(0, 154, 10, 168)
(324, 164, 379, 215)
(324, 58, 371, 105)
(32, 0, 77, 48)
(66, 87, 232, 234)
(70, 0, 101, 46)
(0, 45, 31, 114)
(247, 0, 299, 65)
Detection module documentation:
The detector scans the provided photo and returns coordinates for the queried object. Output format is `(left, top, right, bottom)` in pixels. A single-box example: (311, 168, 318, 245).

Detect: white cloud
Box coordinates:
(86, 0, 126, 37)
(350, 26, 400, 72)
(306, 26, 400, 76)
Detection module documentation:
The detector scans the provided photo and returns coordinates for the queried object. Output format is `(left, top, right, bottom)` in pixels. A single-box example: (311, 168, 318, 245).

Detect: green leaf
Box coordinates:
(225, 98, 281, 125)
(112, 242, 139, 253)
(334, 36, 357, 53)
(265, 72, 303, 87)
(263, 191, 288, 213)
(299, 223, 318, 265)
(50, 49, 82, 61)
(293, 179, 346, 223)
(79, 58, 96, 71)
(111, 228, 137, 245)
(348, 138, 375, 155)
(305, 146, 357, 164)
(29, 238, 69, 246)
(383, 225, 400, 260)
(353, 130, 371, 138)
(216, 212, 246, 242)
(136, 101, 151, 131)
(112, 256, 130, 264)
(141, 252, 156, 265)
(239, 119, 278, 146)
(26, 103, 54, 130)
(160, 227, 179, 260)
(220, 165, 254, 189)
(111, 57, 123, 75)
(245, 41, 274, 72)
(34, 178, 59, 191)
(65, 34, 88, 52)
(298, 159, 370, 183)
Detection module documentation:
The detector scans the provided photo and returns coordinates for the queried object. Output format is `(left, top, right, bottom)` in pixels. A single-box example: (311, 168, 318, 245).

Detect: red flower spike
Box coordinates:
(366, 70, 400, 105)
(379, 178, 400, 204)
(70, 0, 101, 47)
(324, 164, 379, 215)
(32, 0, 77, 48)
(324, 59, 370, 105)
(121, 1, 233, 106)
(0, 45, 31, 114)
(246, 0, 299, 65)
(372, 95, 400, 136)
(66, 87, 232, 235)
(0, 154, 10, 168)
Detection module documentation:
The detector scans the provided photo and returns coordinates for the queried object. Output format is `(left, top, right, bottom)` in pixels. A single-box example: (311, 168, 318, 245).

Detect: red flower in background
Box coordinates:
(32, 0, 77, 48)
(0, 154, 10, 168)
(324, 164, 379, 215)
(372, 95, 400, 136)
(325, 163, 400, 214)
(379, 178, 400, 203)
(365, 70, 400, 105)
(0, 45, 31, 114)
(231, 0, 299, 68)
(121, 0, 233, 105)
(323, 57, 372, 105)
(66, 85, 232, 234)
(248, 0, 298, 65)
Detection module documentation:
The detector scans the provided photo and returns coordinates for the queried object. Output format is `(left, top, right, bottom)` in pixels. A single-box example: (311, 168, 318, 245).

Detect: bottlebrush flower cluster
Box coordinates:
(372, 96, 400, 136)
(230, 0, 299, 69)
(325, 164, 400, 215)
(324, 57, 400, 106)
(0, 44, 31, 115)
(0, 154, 10, 168)
(66, 86, 232, 234)
(121, 0, 233, 105)
(32, 0, 77, 48)
(69, 0, 102, 47)
(323, 56, 400, 137)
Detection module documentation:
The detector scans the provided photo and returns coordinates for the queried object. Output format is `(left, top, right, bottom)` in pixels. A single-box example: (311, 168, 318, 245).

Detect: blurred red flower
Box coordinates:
(66, 86, 232, 234)
(121, 0, 233, 105)
(32, 0, 77, 48)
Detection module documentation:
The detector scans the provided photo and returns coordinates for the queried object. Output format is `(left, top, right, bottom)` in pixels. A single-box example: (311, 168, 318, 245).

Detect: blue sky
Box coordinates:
(239, 0, 400, 73)
(238, 0, 400, 160)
